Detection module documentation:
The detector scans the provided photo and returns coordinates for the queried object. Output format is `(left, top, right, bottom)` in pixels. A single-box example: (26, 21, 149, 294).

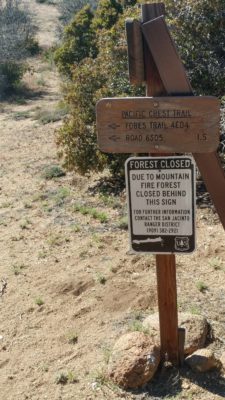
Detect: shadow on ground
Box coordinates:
(88, 175, 125, 196)
(0, 85, 48, 104)
(129, 365, 225, 399)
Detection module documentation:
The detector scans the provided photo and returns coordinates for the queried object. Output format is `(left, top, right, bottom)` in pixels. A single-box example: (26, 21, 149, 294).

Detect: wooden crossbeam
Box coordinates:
(142, 16, 192, 95)
(194, 152, 225, 230)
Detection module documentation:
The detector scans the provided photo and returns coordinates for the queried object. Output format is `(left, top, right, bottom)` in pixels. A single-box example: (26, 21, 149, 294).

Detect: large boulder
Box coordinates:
(210, 321, 225, 343)
(185, 349, 220, 372)
(108, 331, 160, 389)
(179, 313, 208, 355)
(143, 312, 208, 356)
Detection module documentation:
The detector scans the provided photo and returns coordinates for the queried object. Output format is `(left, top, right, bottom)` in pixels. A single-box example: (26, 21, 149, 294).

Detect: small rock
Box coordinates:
(185, 349, 220, 372)
(143, 312, 208, 355)
(91, 382, 99, 391)
(181, 380, 190, 389)
(220, 352, 225, 371)
(108, 331, 160, 389)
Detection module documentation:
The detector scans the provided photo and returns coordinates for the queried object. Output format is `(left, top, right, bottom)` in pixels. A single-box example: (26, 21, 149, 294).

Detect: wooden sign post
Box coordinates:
(96, 2, 223, 366)
(141, 3, 179, 365)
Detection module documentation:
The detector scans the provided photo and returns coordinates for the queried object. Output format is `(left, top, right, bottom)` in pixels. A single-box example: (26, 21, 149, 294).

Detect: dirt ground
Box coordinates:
(1, 2, 225, 400)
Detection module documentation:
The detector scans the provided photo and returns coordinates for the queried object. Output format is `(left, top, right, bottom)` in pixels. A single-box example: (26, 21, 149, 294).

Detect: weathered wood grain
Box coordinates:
(142, 16, 192, 95)
(156, 254, 178, 364)
(141, 2, 165, 23)
(126, 19, 145, 85)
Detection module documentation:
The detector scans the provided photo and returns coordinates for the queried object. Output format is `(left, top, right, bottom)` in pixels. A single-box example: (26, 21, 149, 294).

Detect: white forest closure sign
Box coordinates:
(96, 96, 220, 153)
(125, 156, 196, 254)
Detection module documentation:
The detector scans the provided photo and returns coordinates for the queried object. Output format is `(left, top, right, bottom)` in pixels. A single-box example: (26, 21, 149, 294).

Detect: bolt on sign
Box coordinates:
(96, 96, 220, 153)
(125, 156, 196, 254)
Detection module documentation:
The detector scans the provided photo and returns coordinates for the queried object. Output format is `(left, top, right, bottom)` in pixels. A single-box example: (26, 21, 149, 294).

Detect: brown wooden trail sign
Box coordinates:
(96, 96, 219, 153)
(96, 2, 224, 367)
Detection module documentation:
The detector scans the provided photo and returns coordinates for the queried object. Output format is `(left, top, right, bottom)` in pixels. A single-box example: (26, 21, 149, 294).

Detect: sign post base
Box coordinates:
(156, 254, 179, 364)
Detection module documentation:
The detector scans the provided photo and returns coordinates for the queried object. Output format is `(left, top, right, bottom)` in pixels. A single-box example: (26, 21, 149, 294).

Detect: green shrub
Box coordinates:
(54, 5, 97, 77)
(56, 5, 142, 177)
(0, 62, 26, 96)
(92, 0, 123, 30)
(117, 216, 128, 230)
(67, 332, 78, 344)
(196, 281, 208, 293)
(0, 0, 37, 97)
(165, 0, 225, 97)
(73, 203, 108, 223)
(42, 165, 66, 180)
(35, 297, 44, 306)
(57, 0, 96, 37)
(36, 0, 56, 3)
(35, 105, 68, 124)
(55, 372, 68, 384)
(25, 37, 40, 56)
(165, 0, 225, 153)
(55, 370, 78, 384)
